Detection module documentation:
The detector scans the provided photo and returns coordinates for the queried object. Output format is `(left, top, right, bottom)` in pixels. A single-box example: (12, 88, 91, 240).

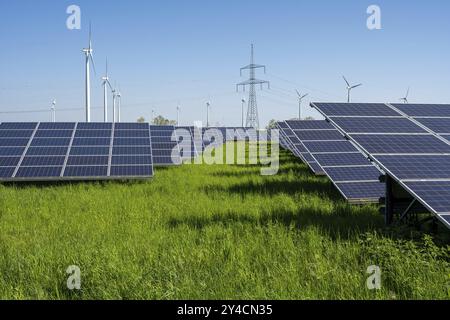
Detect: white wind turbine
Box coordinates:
(82, 24, 96, 122)
(400, 87, 410, 104)
(343, 76, 362, 103)
(112, 87, 117, 123)
(101, 58, 112, 122)
(51, 100, 56, 122)
(176, 103, 181, 126)
(296, 90, 308, 120)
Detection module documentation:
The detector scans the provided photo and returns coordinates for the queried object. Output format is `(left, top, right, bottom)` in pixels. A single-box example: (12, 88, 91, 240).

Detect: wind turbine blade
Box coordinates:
(406, 87, 410, 98)
(89, 22, 92, 49)
(89, 54, 97, 76)
(301, 94, 308, 99)
(343, 76, 350, 87)
(352, 84, 362, 89)
(106, 79, 113, 91)
(295, 89, 301, 97)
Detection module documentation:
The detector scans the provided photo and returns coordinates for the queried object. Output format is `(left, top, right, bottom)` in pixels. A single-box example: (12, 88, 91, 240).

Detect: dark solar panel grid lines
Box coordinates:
(310, 102, 450, 229)
(285, 120, 384, 203)
(150, 125, 182, 166)
(276, 122, 324, 175)
(0, 122, 154, 181)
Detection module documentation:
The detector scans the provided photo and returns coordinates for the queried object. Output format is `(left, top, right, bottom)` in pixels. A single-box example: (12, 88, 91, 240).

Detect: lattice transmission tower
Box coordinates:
(236, 44, 270, 129)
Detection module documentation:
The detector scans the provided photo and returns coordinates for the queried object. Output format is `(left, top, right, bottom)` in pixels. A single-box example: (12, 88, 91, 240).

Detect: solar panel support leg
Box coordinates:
(385, 176, 394, 226)
(398, 199, 416, 224)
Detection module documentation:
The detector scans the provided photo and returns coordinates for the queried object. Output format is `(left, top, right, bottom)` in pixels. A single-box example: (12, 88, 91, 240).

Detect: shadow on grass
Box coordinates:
(168, 205, 384, 241)
(0, 179, 150, 190)
(203, 178, 338, 200)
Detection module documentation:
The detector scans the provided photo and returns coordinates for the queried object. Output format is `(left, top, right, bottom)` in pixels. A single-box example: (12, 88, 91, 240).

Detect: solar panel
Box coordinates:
(0, 130, 34, 138)
(285, 120, 385, 203)
(16, 166, 63, 178)
(64, 166, 108, 178)
(335, 182, 386, 203)
(77, 123, 112, 130)
(75, 130, 112, 138)
(175, 127, 199, 160)
(70, 146, 110, 156)
(0, 123, 38, 130)
(22, 156, 66, 166)
(313, 153, 370, 167)
(285, 120, 334, 130)
(403, 181, 450, 215)
(276, 122, 324, 175)
(413, 118, 450, 134)
(331, 117, 427, 134)
(150, 125, 181, 166)
(391, 104, 450, 117)
(311, 102, 450, 229)
(324, 166, 381, 182)
(373, 155, 450, 180)
(0, 139, 30, 147)
(294, 130, 344, 141)
(38, 123, 76, 130)
(0, 122, 154, 181)
(303, 141, 357, 153)
(350, 134, 450, 154)
(312, 103, 400, 117)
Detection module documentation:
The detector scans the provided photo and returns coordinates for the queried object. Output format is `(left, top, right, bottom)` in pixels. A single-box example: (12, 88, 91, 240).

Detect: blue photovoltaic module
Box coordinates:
(0, 122, 154, 182)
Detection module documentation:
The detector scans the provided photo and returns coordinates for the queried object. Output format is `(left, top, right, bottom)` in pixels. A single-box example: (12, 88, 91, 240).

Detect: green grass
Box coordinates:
(0, 144, 449, 299)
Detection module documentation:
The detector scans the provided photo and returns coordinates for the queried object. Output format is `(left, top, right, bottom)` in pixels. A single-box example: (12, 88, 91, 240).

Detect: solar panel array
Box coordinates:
(0, 122, 154, 181)
(285, 120, 385, 203)
(175, 126, 202, 160)
(311, 102, 450, 229)
(276, 121, 324, 175)
(149, 125, 182, 166)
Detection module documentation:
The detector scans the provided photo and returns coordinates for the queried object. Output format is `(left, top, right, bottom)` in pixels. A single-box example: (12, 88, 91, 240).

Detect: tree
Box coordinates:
(304, 116, 315, 120)
(266, 119, 277, 130)
(153, 115, 176, 126)
(137, 116, 146, 123)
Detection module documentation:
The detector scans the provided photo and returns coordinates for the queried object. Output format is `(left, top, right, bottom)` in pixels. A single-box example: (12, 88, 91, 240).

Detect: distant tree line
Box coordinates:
(137, 115, 176, 125)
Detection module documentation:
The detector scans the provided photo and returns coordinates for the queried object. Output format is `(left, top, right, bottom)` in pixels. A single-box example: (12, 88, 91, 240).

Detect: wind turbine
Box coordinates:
(51, 100, 56, 122)
(206, 101, 211, 128)
(176, 104, 181, 126)
(112, 87, 117, 123)
(101, 58, 111, 122)
(82, 23, 96, 122)
(400, 87, 410, 104)
(343, 76, 362, 103)
(151, 109, 155, 124)
(296, 90, 308, 120)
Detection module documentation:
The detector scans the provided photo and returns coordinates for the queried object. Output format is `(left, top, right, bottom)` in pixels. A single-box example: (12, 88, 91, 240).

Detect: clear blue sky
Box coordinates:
(1, 0, 449, 126)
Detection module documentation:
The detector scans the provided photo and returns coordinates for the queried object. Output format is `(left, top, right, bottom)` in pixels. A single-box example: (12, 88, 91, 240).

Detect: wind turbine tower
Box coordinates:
(237, 44, 270, 129)
(51, 100, 56, 123)
(296, 90, 308, 120)
(400, 87, 410, 104)
(82, 24, 96, 122)
(112, 88, 117, 123)
(102, 59, 110, 122)
(343, 76, 362, 103)
(116, 88, 122, 122)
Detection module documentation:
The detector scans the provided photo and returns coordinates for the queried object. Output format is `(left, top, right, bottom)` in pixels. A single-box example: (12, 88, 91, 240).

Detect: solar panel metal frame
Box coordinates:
(311, 102, 450, 229)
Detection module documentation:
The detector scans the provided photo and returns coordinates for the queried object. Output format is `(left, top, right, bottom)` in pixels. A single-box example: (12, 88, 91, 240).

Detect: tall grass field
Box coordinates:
(0, 143, 449, 299)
